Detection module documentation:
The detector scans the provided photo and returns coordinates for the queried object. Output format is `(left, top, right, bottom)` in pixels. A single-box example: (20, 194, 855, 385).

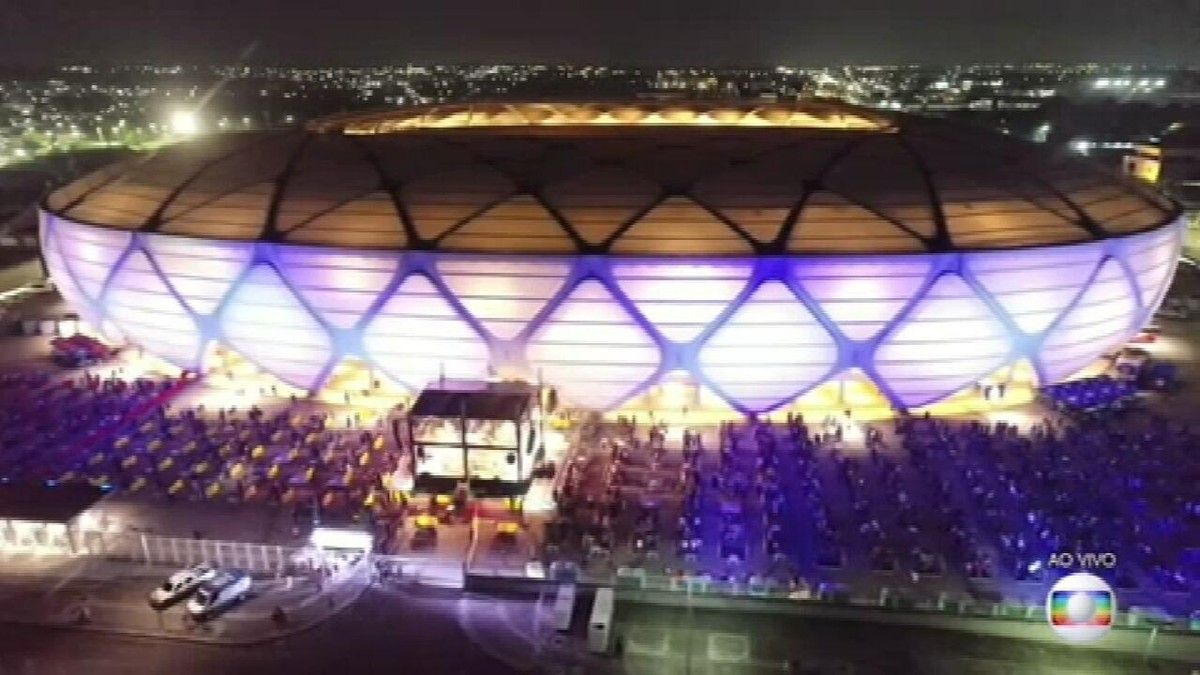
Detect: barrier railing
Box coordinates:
(74, 530, 301, 576)
(461, 559, 1200, 635)
(604, 568, 1200, 634)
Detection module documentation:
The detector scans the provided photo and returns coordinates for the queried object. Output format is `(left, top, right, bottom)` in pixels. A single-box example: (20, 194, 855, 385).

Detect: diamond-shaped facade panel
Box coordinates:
(104, 248, 203, 368)
(361, 274, 491, 391)
(966, 242, 1104, 336)
(796, 257, 931, 341)
(542, 167, 662, 246)
(161, 182, 276, 239)
(526, 279, 660, 409)
(612, 261, 752, 343)
(789, 192, 926, 253)
(286, 191, 408, 248)
(403, 166, 516, 241)
(52, 217, 132, 301)
(219, 263, 334, 390)
(437, 258, 570, 340)
(690, 164, 803, 244)
(143, 235, 256, 315)
(275, 246, 401, 330)
(613, 197, 753, 255)
(274, 135, 381, 235)
(821, 135, 938, 238)
(1122, 222, 1182, 308)
(698, 280, 838, 411)
(1038, 258, 1139, 383)
(41, 215, 101, 329)
(874, 274, 1013, 408)
(440, 195, 575, 253)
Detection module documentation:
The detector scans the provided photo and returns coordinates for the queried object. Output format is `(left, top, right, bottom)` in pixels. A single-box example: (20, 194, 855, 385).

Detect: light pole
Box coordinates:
(685, 582, 694, 675)
(1143, 617, 1172, 664)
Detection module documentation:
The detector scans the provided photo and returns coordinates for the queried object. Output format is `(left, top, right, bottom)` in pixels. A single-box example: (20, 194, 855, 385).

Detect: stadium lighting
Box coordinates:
(35, 101, 1184, 414)
(170, 110, 199, 135)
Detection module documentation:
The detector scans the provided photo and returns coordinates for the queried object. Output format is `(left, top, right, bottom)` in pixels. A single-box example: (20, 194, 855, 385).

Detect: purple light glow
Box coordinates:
(361, 274, 491, 391)
(219, 263, 335, 390)
(41, 212, 1186, 412)
(1038, 258, 1140, 383)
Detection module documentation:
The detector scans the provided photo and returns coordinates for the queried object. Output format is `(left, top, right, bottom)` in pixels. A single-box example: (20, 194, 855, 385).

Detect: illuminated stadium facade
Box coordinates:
(39, 101, 1184, 413)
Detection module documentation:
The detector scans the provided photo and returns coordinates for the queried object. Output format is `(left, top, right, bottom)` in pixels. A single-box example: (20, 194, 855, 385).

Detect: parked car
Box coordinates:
(186, 569, 251, 619)
(148, 563, 216, 608)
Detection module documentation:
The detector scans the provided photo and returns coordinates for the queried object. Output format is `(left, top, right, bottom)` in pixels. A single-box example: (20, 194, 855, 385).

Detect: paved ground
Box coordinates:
(618, 603, 1200, 675)
(2, 588, 1195, 675)
(0, 554, 367, 645)
(0, 586, 527, 675)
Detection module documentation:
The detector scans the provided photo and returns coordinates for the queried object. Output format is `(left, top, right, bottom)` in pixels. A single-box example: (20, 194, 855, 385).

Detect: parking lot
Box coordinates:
(0, 551, 367, 644)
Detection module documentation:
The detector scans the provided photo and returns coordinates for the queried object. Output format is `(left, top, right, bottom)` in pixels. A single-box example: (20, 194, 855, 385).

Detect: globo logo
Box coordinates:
(1046, 572, 1115, 643)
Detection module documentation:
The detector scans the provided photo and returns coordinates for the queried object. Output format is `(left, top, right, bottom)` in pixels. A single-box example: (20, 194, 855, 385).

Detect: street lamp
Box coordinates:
(170, 110, 199, 136)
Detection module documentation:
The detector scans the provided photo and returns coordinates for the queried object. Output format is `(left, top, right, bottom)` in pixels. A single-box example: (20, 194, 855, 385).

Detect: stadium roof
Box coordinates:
(43, 101, 1179, 255)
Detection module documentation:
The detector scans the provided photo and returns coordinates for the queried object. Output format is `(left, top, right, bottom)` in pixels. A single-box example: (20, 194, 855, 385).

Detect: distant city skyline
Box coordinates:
(1, 0, 1199, 68)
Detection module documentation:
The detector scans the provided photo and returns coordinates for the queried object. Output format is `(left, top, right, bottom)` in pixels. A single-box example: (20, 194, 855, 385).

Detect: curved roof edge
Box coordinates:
(306, 99, 898, 135)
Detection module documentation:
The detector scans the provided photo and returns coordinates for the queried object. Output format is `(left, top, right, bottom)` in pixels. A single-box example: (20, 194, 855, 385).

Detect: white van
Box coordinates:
(186, 569, 251, 620)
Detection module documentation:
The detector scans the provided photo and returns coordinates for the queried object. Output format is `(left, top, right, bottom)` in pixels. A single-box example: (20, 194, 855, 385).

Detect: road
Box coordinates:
(0, 586, 529, 675)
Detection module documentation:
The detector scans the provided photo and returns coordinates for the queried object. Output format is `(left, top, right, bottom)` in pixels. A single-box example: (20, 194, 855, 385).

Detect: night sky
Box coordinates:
(1, 0, 1198, 66)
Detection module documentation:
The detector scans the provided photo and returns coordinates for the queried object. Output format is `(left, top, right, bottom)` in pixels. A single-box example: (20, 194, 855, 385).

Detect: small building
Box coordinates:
(0, 482, 108, 554)
(398, 380, 543, 497)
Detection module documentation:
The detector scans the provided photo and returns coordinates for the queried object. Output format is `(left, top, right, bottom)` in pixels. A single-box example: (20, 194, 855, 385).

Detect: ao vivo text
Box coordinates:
(1047, 552, 1118, 569)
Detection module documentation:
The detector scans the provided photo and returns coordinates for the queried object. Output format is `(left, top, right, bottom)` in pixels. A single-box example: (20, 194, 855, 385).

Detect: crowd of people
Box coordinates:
(545, 409, 1198, 612)
(1036, 377, 1141, 415)
(901, 411, 1198, 600)
(2, 355, 1195, 612)
(0, 368, 417, 554)
(0, 371, 183, 483)
(62, 403, 407, 525)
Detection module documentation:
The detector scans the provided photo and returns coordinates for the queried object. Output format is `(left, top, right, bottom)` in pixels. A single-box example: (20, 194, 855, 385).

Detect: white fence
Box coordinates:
(76, 530, 302, 576)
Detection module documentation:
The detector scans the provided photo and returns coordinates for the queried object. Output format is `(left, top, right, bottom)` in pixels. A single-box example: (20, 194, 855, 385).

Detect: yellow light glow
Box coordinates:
(311, 101, 893, 135)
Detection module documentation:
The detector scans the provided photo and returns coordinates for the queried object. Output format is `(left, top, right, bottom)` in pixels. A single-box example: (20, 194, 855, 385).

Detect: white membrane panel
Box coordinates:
(52, 217, 131, 301)
(967, 242, 1104, 336)
(43, 217, 102, 329)
(1039, 258, 1139, 382)
(698, 280, 838, 410)
(104, 249, 202, 368)
(795, 257, 931, 341)
(143, 235, 256, 315)
(1123, 225, 1181, 308)
(362, 274, 491, 390)
(874, 273, 1013, 408)
(438, 258, 570, 339)
(275, 246, 400, 330)
(526, 279, 661, 409)
(612, 261, 752, 343)
(219, 264, 334, 389)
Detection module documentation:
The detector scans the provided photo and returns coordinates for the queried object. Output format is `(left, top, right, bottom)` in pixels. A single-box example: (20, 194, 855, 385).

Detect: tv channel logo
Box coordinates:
(1046, 572, 1115, 643)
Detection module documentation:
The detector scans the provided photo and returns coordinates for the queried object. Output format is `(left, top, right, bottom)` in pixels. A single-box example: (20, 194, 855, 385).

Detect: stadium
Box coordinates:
(38, 100, 1185, 414)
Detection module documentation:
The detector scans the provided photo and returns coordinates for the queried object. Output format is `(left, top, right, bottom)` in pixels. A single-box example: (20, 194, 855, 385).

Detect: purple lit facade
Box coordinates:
(40, 211, 1184, 413)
